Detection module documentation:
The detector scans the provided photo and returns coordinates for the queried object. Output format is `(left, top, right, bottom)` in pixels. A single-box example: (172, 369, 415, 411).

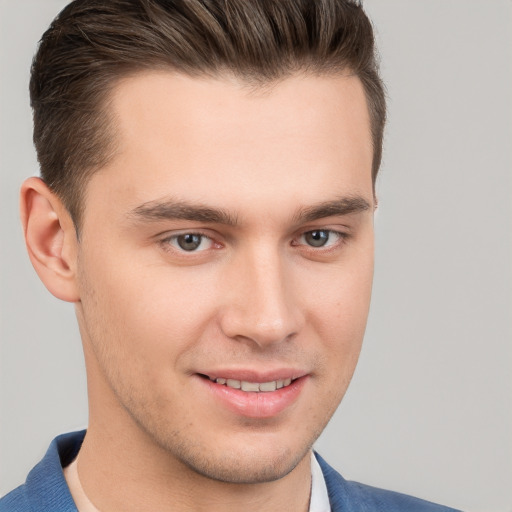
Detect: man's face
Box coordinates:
(74, 71, 374, 483)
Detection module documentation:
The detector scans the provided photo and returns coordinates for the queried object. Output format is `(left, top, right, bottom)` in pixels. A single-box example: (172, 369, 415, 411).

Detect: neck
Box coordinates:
(78, 345, 312, 512)
(77, 422, 312, 512)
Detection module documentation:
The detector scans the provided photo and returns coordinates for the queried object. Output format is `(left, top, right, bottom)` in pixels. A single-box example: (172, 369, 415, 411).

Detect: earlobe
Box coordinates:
(20, 177, 80, 303)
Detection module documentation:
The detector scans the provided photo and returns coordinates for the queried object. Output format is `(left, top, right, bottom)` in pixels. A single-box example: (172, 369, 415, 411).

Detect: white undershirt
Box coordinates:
(64, 452, 331, 512)
(63, 458, 97, 512)
(309, 453, 331, 512)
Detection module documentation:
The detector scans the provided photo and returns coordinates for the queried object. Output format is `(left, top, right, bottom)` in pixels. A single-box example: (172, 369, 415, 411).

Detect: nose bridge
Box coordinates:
(220, 242, 301, 346)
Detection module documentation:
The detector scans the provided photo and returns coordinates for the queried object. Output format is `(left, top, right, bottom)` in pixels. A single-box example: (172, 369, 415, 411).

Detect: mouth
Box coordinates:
(196, 372, 307, 418)
(199, 374, 294, 393)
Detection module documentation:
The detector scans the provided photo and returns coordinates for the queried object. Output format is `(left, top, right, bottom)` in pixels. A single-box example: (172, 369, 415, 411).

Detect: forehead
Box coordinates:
(109, 70, 372, 155)
(87, 71, 373, 218)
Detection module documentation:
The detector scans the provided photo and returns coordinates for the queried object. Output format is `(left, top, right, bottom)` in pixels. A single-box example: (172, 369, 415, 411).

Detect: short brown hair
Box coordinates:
(30, 0, 386, 228)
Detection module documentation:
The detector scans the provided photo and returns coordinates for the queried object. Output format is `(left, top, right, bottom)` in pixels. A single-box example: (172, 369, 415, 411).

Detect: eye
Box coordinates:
(165, 233, 213, 252)
(299, 230, 343, 248)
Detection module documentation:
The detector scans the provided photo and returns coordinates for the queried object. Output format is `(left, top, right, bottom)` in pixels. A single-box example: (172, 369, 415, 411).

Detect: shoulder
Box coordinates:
(0, 431, 85, 512)
(315, 453, 463, 512)
(0, 487, 31, 512)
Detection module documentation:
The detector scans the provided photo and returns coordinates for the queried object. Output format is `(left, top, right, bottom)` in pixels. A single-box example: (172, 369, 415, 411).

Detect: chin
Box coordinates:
(175, 443, 310, 484)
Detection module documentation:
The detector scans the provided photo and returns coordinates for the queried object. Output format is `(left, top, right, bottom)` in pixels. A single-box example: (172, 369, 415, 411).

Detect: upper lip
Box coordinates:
(196, 368, 308, 383)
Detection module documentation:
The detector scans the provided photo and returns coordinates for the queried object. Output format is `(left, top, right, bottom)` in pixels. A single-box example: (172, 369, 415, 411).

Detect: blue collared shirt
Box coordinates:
(0, 430, 463, 512)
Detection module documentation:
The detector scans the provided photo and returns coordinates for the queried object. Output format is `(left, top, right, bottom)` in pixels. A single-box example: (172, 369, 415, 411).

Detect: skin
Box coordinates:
(21, 71, 375, 512)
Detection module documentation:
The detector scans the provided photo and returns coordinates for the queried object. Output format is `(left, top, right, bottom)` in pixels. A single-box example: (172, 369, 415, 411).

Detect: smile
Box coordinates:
(196, 372, 308, 418)
(199, 373, 307, 418)
(208, 376, 293, 392)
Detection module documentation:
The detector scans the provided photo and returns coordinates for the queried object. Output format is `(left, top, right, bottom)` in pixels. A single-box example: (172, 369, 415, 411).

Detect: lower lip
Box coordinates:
(199, 376, 308, 419)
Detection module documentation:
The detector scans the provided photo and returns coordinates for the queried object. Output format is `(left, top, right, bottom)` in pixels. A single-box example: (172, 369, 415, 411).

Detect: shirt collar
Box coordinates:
(309, 452, 331, 512)
(23, 431, 332, 512)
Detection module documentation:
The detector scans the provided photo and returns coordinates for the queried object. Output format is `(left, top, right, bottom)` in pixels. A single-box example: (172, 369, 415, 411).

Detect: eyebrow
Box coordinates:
(128, 198, 238, 226)
(128, 195, 371, 227)
(293, 196, 372, 224)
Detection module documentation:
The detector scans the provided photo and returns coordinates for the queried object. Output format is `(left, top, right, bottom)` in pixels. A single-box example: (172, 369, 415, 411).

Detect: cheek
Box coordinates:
(78, 249, 221, 367)
(306, 251, 373, 334)
(302, 247, 373, 380)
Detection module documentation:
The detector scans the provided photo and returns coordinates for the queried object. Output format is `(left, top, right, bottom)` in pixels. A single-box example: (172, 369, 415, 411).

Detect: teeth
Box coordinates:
(259, 381, 277, 392)
(226, 379, 241, 389)
(212, 377, 294, 392)
(241, 381, 260, 392)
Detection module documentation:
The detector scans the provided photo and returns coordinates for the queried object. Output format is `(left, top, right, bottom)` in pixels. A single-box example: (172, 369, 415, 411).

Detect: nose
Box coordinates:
(218, 246, 304, 348)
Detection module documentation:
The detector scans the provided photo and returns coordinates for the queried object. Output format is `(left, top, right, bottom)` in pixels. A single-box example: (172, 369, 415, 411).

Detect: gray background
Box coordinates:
(1, 1, 511, 511)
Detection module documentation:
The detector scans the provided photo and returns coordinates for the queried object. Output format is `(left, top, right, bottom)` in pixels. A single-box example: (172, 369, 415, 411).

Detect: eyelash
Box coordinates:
(159, 229, 348, 256)
(160, 232, 217, 253)
(294, 229, 346, 250)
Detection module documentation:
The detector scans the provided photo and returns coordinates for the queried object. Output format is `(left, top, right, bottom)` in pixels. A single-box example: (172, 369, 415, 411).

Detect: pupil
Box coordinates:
(178, 234, 201, 251)
(306, 230, 328, 247)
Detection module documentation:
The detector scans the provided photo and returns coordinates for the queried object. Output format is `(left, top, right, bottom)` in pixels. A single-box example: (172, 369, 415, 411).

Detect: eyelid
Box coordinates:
(293, 228, 349, 250)
(159, 230, 220, 254)
(156, 226, 349, 256)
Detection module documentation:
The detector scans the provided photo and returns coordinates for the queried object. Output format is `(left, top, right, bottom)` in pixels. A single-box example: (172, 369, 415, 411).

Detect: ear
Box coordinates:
(20, 177, 80, 302)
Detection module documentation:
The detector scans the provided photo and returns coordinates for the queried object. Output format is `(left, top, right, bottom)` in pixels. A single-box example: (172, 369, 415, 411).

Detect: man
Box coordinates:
(0, 1, 462, 511)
